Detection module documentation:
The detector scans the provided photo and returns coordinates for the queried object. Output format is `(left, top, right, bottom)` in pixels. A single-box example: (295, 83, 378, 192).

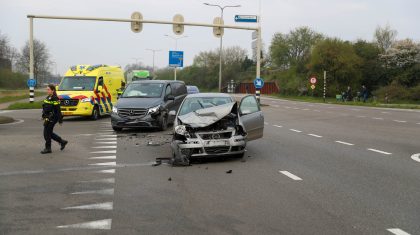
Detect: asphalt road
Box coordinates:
(0, 97, 419, 235)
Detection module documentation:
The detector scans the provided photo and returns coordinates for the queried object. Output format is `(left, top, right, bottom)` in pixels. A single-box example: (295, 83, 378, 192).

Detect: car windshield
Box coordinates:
(58, 76, 96, 91)
(122, 83, 164, 98)
(178, 97, 233, 116)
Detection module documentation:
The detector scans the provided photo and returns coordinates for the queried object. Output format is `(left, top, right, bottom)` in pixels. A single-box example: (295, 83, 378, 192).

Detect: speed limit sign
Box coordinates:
(310, 77, 317, 84)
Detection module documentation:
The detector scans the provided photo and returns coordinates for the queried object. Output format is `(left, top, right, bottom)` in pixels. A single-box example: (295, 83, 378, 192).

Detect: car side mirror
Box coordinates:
(166, 95, 175, 101)
(169, 110, 176, 116)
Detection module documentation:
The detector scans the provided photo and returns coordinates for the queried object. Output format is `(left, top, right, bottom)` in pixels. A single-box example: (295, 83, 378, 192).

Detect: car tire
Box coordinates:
(112, 126, 122, 131)
(158, 113, 168, 131)
(232, 152, 245, 158)
(91, 106, 100, 120)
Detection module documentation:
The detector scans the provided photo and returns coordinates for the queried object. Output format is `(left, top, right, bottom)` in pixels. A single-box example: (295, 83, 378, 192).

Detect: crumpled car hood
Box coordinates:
(177, 102, 237, 128)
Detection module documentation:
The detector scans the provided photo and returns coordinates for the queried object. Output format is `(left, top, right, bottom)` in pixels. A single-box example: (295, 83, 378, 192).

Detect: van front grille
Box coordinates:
(118, 108, 147, 117)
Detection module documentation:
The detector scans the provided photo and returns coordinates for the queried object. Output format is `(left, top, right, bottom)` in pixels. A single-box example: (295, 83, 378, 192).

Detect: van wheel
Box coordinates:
(112, 126, 122, 131)
(158, 114, 168, 131)
(91, 106, 100, 120)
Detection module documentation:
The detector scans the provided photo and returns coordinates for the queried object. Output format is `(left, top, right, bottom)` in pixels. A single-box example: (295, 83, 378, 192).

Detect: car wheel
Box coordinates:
(91, 106, 100, 120)
(112, 126, 122, 131)
(158, 113, 168, 131)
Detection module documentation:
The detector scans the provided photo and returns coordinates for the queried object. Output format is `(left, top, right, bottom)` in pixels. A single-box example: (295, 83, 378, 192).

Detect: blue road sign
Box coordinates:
(169, 51, 184, 68)
(234, 15, 258, 23)
(254, 77, 264, 89)
(27, 79, 36, 87)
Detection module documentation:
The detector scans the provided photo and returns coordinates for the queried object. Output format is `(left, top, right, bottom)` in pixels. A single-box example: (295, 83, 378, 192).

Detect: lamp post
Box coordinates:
(164, 34, 188, 80)
(146, 49, 161, 76)
(203, 3, 241, 92)
(131, 57, 142, 65)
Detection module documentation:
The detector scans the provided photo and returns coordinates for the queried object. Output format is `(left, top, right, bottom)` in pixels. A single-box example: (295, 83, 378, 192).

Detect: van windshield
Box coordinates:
(122, 83, 163, 98)
(58, 76, 96, 91)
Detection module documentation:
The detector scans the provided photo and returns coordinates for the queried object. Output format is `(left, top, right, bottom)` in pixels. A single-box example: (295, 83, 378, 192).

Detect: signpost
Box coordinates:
(27, 78, 36, 103)
(169, 51, 184, 68)
(310, 77, 317, 84)
(235, 15, 258, 23)
(254, 77, 264, 103)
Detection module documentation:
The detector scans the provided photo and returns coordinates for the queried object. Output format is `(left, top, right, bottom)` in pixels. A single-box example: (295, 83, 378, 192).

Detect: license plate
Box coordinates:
(204, 140, 228, 146)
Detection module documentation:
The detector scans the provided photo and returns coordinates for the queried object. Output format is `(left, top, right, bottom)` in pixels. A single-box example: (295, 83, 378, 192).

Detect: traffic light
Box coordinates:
(131, 12, 143, 33)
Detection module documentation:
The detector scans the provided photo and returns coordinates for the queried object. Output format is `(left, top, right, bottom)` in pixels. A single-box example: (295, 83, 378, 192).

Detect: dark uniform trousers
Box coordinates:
(44, 121, 62, 149)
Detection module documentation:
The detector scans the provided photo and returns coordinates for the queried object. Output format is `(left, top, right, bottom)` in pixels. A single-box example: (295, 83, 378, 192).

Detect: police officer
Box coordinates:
(41, 84, 68, 154)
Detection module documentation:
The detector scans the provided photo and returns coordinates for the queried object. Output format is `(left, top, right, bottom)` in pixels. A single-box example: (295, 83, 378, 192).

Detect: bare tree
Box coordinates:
(16, 39, 52, 85)
(374, 23, 397, 52)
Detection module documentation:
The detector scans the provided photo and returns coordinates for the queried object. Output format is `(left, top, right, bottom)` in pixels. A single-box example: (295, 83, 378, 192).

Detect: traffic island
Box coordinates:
(0, 116, 15, 124)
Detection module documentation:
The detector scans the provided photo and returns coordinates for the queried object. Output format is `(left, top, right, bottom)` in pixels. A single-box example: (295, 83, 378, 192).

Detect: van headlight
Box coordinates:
(81, 97, 92, 103)
(147, 105, 160, 115)
(174, 125, 187, 136)
(112, 106, 118, 114)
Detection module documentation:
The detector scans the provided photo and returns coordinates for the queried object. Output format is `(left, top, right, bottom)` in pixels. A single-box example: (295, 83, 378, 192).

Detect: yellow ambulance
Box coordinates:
(57, 64, 125, 120)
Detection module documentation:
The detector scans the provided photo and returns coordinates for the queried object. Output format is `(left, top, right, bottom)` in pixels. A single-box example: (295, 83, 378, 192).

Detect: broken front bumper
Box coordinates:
(172, 134, 246, 158)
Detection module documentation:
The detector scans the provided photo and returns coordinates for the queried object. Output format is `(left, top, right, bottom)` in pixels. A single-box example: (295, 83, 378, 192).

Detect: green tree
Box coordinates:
(308, 38, 362, 95)
(270, 27, 323, 73)
(353, 40, 385, 90)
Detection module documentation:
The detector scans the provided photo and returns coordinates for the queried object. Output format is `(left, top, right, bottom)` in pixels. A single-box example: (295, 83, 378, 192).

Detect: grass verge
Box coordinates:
(270, 94, 420, 109)
(7, 101, 43, 110)
(0, 116, 15, 124)
(0, 91, 46, 104)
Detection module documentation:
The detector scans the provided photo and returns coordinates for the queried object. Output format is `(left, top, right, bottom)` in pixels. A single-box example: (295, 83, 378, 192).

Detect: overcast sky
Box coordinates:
(1, 0, 419, 74)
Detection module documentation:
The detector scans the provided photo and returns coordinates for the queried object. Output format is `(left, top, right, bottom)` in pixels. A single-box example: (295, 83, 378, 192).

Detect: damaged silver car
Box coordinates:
(170, 93, 264, 165)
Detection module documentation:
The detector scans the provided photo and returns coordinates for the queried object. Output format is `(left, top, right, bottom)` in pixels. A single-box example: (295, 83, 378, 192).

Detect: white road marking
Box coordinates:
(393, 120, 407, 123)
(410, 153, 420, 163)
(335, 141, 354, 146)
(279, 171, 302, 181)
(80, 178, 115, 184)
(89, 162, 117, 166)
(308, 134, 322, 138)
(372, 117, 384, 120)
(71, 188, 114, 195)
(264, 122, 269, 125)
(98, 169, 116, 174)
(381, 111, 390, 114)
(302, 108, 310, 111)
(98, 135, 117, 137)
(367, 148, 392, 155)
(79, 134, 94, 136)
(416, 123, 420, 125)
(273, 105, 280, 108)
(90, 150, 117, 154)
(97, 132, 114, 135)
(289, 129, 302, 133)
(273, 125, 283, 128)
(95, 142, 117, 144)
(293, 107, 299, 110)
(63, 202, 113, 210)
(92, 146, 117, 149)
(351, 108, 360, 111)
(387, 228, 411, 235)
(95, 138, 117, 141)
(357, 116, 366, 118)
(313, 110, 321, 112)
(57, 219, 112, 230)
(90, 156, 116, 160)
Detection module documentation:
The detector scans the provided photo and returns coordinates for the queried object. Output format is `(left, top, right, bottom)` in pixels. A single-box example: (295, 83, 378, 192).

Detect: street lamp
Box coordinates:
(203, 2, 241, 92)
(131, 57, 142, 65)
(146, 49, 161, 76)
(164, 34, 188, 80)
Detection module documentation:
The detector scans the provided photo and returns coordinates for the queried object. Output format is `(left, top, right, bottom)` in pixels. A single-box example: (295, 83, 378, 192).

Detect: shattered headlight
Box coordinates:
(174, 125, 187, 136)
(147, 105, 160, 115)
(112, 106, 118, 114)
(81, 97, 92, 103)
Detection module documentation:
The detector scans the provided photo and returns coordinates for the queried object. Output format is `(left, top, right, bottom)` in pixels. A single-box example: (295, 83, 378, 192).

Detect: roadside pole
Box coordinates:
(29, 17, 34, 103)
(255, 27, 261, 103)
(323, 70, 326, 102)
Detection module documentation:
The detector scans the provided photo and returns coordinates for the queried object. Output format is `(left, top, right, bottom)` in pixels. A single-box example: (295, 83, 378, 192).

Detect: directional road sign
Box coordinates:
(27, 79, 36, 87)
(169, 51, 184, 68)
(254, 77, 264, 89)
(311, 84, 316, 90)
(235, 15, 258, 23)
